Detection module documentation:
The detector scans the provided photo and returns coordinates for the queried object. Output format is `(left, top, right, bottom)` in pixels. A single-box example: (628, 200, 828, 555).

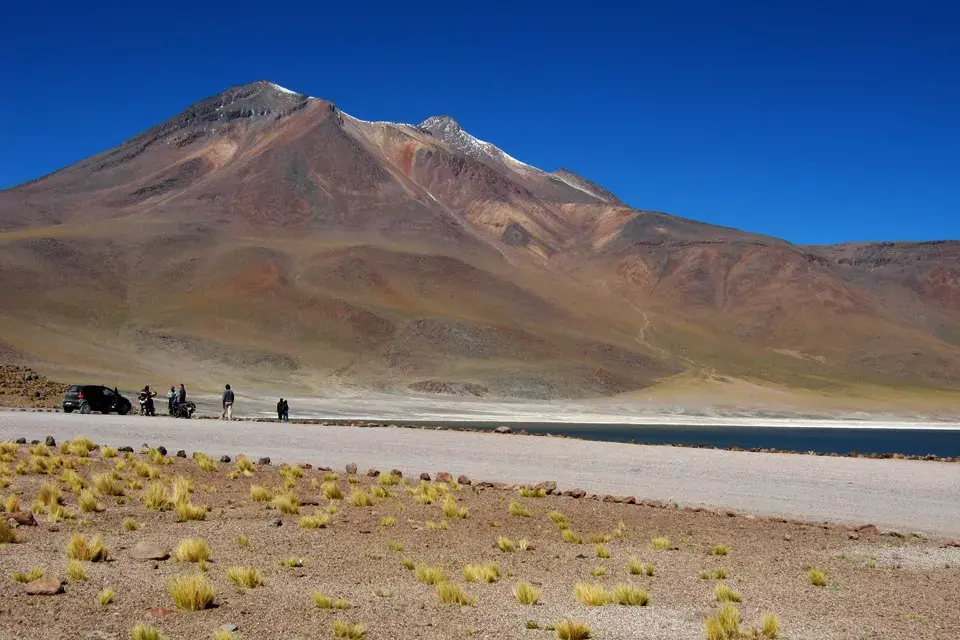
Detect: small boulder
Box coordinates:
(4, 512, 37, 526)
(220, 455, 232, 463)
(390, 469, 403, 478)
(457, 475, 471, 486)
(220, 624, 239, 633)
(346, 463, 358, 475)
(130, 541, 171, 561)
(26, 578, 64, 596)
(268, 518, 283, 527)
(258, 457, 271, 466)
(118, 446, 134, 453)
(367, 468, 380, 477)
(156, 446, 167, 456)
(494, 426, 512, 434)
(847, 532, 860, 540)
(939, 540, 960, 548)
(623, 496, 637, 504)
(419, 472, 431, 481)
(176, 450, 187, 458)
(535, 481, 557, 494)
(15, 437, 26, 444)
(858, 524, 879, 536)
(435, 472, 452, 483)
(569, 488, 586, 499)
(44, 436, 56, 447)
(297, 463, 313, 470)
(30, 440, 39, 445)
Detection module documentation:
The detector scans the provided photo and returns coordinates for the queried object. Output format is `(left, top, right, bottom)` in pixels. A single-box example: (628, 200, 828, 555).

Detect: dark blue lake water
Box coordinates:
(386, 421, 960, 458)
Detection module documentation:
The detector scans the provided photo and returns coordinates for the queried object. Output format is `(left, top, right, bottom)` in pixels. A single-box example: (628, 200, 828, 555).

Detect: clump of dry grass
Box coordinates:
(378, 473, 401, 486)
(441, 494, 468, 519)
(807, 569, 826, 587)
(67, 559, 87, 581)
(250, 485, 272, 502)
(92, 473, 124, 496)
(414, 563, 447, 585)
(280, 556, 304, 568)
(651, 537, 670, 550)
(226, 566, 264, 589)
(37, 482, 63, 508)
(518, 538, 532, 551)
(595, 544, 610, 559)
(173, 538, 211, 563)
(349, 487, 374, 507)
(379, 516, 396, 527)
(436, 581, 475, 605)
(324, 472, 340, 482)
(387, 540, 403, 552)
(236, 535, 249, 548)
(194, 453, 217, 472)
(463, 562, 500, 583)
(555, 619, 591, 640)
(131, 624, 167, 640)
(509, 500, 532, 517)
(28, 443, 50, 457)
(322, 481, 344, 500)
(5, 494, 20, 513)
(0, 518, 17, 544)
(67, 534, 109, 562)
(513, 581, 542, 605)
(705, 603, 741, 640)
(168, 574, 215, 611)
(332, 620, 365, 639)
(313, 592, 350, 609)
(587, 532, 612, 544)
(175, 499, 207, 522)
(100, 446, 117, 459)
(298, 511, 331, 529)
(496, 535, 516, 552)
(97, 587, 115, 605)
(401, 557, 415, 570)
(171, 476, 193, 504)
(123, 518, 138, 532)
(132, 460, 161, 479)
(710, 544, 731, 556)
(714, 583, 743, 603)
(759, 612, 780, 638)
(518, 487, 546, 498)
(574, 583, 609, 606)
(700, 567, 728, 580)
(64, 437, 96, 457)
(61, 469, 87, 493)
(561, 529, 583, 544)
(11, 567, 44, 583)
(371, 485, 394, 499)
(272, 492, 300, 514)
(78, 489, 103, 513)
(234, 456, 255, 476)
(610, 583, 650, 606)
(213, 630, 236, 640)
(590, 566, 606, 577)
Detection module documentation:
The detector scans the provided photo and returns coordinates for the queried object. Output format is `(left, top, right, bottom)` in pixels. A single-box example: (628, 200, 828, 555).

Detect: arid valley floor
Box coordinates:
(0, 430, 957, 640)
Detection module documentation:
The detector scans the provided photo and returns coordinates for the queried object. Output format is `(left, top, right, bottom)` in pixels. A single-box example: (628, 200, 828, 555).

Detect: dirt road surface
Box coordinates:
(2, 411, 957, 536)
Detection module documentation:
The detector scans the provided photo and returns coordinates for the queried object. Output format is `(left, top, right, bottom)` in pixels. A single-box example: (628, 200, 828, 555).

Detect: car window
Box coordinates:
(102, 387, 115, 398)
(67, 385, 81, 393)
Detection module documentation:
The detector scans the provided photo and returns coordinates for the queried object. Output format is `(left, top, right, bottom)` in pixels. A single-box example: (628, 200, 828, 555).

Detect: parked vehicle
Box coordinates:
(62, 385, 132, 415)
(172, 400, 196, 419)
(138, 389, 157, 416)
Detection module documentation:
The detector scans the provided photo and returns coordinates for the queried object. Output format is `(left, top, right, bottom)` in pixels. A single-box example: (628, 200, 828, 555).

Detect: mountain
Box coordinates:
(1, 80, 958, 409)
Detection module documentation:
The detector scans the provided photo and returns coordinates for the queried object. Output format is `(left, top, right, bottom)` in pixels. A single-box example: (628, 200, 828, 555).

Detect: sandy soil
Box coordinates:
(0, 440, 958, 640)
(1, 412, 958, 537)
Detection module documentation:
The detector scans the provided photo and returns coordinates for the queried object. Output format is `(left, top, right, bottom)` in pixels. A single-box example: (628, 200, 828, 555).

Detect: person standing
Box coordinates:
(276, 397, 284, 422)
(221, 384, 235, 420)
(166, 386, 176, 415)
(282, 398, 289, 422)
(177, 383, 187, 407)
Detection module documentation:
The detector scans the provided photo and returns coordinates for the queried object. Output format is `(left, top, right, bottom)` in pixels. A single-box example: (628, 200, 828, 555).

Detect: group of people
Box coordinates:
(166, 383, 188, 416)
(136, 383, 287, 422)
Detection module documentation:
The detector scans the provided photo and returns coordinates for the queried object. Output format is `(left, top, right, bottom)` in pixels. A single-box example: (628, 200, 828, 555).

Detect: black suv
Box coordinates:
(62, 385, 132, 415)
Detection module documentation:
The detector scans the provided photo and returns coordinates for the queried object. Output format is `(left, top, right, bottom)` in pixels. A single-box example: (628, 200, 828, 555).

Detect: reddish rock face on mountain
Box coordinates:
(1, 80, 958, 402)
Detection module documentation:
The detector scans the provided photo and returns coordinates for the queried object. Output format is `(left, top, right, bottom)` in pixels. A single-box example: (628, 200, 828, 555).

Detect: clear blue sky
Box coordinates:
(1, 0, 957, 244)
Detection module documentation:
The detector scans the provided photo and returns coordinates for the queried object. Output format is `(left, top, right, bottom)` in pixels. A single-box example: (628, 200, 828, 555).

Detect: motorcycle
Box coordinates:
(138, 390, 157, 416)
(172, 400, 196, 419)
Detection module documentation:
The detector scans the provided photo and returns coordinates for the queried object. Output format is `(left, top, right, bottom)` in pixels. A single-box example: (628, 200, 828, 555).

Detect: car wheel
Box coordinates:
(117, 405, 129, 416)
(79, 402, 91, 414)
(63, 407, 74, 414)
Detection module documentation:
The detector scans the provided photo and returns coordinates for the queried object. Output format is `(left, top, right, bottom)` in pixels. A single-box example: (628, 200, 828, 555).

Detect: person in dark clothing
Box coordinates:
(277, 398, 285, 422)
(282, 399, 289, 422)
(221, 384, 235, 420)
(167, 386, 177, 415)
(177, 384, 186, 406)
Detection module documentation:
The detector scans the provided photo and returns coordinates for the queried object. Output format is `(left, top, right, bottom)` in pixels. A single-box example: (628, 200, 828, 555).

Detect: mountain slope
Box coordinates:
(1, 80, 958, 406)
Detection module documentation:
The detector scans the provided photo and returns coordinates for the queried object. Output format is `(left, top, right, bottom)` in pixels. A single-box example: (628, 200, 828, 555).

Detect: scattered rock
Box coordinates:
(130, 541, 170, 561)
(493, 426, 512, 434)
(297, 463, 312, 470)
(457, 475, 471, 486)
(435, 472, 452, 483)
(220, 624, 239, 633)
(602, 495, 620, 503)
(3, 512, 37, 526)
(268, 518, 282, 527)
(220, 455, 232, 463)
(940, 540, 960, 548)
(390, 469, 403, 478)
(15, 437, 26, 444)
(30, 440, 39, 445)
(910, 532, 926, 540)
(848, 532, 860, 540)
(346, 463, 358, 475)
(885, 530, 905, 538)
(623, 496, 637, 504)
(367, 468, 380, 477)
(783, 535, 793, 541)
(176, 450, 187, 458)
(47, 525, 60, 533)
(644, 500, 666, 509)
(118, 446, 134, 453)
(156, 446, 167, 456)
(44, 436, 56, 447)
(258, 457, 271, 466)
(26, 578, 64, 596)
(569, 488, 586, 499)
(858, 524, 879, 535)
(535, 481, 557, 494)
(419, 473, 431, 481)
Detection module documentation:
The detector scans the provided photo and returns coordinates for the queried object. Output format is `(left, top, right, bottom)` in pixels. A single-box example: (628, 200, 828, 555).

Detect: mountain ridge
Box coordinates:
(1, 80, 958, 408)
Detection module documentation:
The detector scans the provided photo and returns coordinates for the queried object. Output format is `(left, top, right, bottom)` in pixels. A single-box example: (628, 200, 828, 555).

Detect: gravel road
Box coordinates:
(3, 411, 958, 536)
